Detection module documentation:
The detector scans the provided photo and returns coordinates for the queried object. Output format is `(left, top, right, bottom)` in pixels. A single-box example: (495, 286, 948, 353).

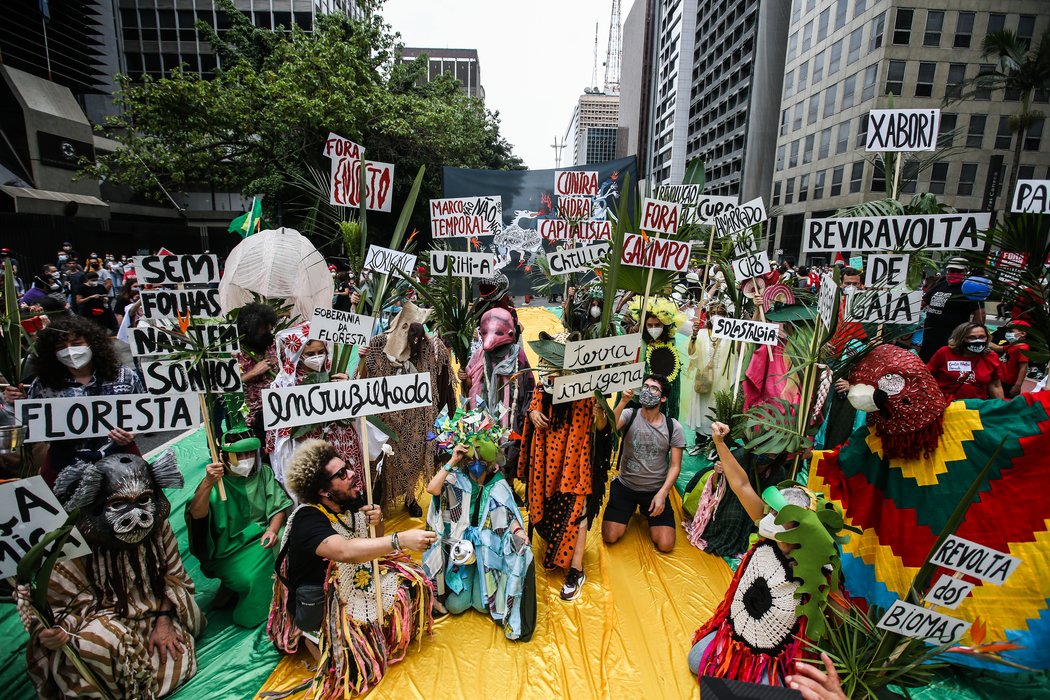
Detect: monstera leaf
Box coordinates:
(773, 503, 840, 641)
(739, 398, 810, 455)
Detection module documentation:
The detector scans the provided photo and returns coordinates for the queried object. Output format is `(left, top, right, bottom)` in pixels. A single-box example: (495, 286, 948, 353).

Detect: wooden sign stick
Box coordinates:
(357, 416, 384, 626)
(199, 394, 226, 501)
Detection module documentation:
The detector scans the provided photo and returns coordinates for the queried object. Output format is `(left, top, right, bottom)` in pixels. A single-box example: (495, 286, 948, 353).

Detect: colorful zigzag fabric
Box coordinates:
(810, 392, 1050, 672)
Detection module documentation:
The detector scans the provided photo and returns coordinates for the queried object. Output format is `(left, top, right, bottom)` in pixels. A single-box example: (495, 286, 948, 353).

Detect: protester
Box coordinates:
(73, 271, 117, 334)
(602, 375, 685, 553)
(628, 296, 685, 421)
(998, 319, 1031, 399)
(926, 322, 1004, 400)
(17, 452, 203, 699)
(919, 258, 984, 362)
(235, 302, 280, 441)
(332, 271, 354, 312)
(684, 313, 732, 456)
(113, 279, 140, 326)
(19, 267, 61, 307)
(269, 440, 435, 698)
(186, 429, 293, 628)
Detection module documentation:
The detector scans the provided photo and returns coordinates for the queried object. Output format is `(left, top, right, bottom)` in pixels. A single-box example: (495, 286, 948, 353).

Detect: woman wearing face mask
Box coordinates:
(3, 316, 143, 484)
(113, 279, 140, 326)
(926, 321, 1004, 400)
(265, 323, 362, 486)
(235, 302, 280, 442)
(74, 271, 118, 334)
(628, 296, 686, 421)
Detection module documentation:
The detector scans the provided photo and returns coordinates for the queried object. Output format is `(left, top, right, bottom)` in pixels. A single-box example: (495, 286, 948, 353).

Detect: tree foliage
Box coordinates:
(86, 0, 523, 238)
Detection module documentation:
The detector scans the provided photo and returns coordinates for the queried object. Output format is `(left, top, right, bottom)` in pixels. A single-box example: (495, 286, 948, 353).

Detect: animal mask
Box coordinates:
(54, 451, 183, 550)
(479, 307, 516, 352)
(385, 301, 432, 363)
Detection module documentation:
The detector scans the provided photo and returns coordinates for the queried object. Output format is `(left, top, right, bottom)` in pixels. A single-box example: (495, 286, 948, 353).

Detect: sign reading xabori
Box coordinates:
(865, 109, 941, 152)
(262, 373, 433, 431)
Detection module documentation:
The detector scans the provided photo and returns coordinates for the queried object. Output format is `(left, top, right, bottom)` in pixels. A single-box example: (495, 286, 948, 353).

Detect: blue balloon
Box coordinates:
(961, 276, 992, 301)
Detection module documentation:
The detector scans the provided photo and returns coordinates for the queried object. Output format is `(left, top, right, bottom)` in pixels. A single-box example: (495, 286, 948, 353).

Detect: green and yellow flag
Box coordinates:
(228, 196, 263, 238)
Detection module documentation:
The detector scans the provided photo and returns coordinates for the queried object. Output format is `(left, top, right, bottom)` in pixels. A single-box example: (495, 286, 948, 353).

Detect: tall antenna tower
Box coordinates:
(603, 0, 622, 94)
(590, 22, 599, 92)
(551, 136, 566, 168)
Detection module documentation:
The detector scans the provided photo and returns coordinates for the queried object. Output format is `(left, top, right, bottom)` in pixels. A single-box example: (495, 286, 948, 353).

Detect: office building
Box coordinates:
(770, 1, 1050, 262)
(565, 91, 620, 166)
(398, 47, 485, 100)
(644, 0, 697, 185)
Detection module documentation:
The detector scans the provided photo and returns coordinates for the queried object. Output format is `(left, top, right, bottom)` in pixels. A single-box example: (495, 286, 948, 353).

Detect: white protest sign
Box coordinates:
(1011, 180, 1050, 214)
(546, 243, 611, 275)
(713, 197, 766, 238)
(430, 196, 503, 237)
(640, 198, 682, 235)
(555, 170, 599, 196)
(710, 316, 780, 346)
(620, 233, 690, 272)
(0, 476, 91, 579)
(731, 250, 772, 281)
(864, 254, 910, 288)
(876, 599, 969, 645)
(818, 273, 837, 330)
(364, 245, 417, 277)
(142, 358, 242, 394)
(844, 290, 923, 325)
(323, 132, 364, 159)
(309, 307, 374, 346)
(923, 574, 977, 611)
(132, 254, 220, 285)
(538, 219, 611, 242)
(866, 109, 941, 152)
(930, 534, 1022, 585)
(16, 394, 202, 442)
(262, 373, 433, 431)
(653, 185, 738, 225)
(430, 251, 502, 278)
(562, 333, 642, 371)
(129, 326, 193, 357)
(803, 213, 989, 253)
(329, 158, 394, 212)
(140, 288, 222, 319)
(552, 362, 645, 405)
(559, 195, 593, 220)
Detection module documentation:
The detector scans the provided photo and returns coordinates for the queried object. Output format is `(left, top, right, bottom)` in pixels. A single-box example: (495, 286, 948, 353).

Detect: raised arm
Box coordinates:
(710, 422, 764, 522)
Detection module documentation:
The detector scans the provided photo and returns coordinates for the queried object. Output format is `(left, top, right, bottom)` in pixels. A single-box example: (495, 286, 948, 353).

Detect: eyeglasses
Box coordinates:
(327, 465, 351, 482)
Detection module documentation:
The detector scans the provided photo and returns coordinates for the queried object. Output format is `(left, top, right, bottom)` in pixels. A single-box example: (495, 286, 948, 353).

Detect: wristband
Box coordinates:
(443, 461, 455, 473)
(391, 533, 400, 550)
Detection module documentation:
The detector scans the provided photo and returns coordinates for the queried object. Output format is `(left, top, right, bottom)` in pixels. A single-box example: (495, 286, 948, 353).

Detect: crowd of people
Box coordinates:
(0, 240, 1044, 700)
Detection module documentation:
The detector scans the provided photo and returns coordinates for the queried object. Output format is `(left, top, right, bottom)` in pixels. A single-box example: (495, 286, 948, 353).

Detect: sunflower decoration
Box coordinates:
(352, 567, 373, 592)
(645, 341, 682, 382)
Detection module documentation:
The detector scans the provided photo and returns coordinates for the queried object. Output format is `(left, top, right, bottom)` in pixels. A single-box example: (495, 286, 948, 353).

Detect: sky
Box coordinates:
(381, 0, 622, 169)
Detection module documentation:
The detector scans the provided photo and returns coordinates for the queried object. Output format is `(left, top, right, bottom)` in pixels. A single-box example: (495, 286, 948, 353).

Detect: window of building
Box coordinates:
(958, 163, 978, 196)
(808, 95, 820, 125)
(793, 103, 804, 131)
(799, 173, 811, 202)
(871, 162, 886, 193)
(929, 162, 949, 194)
(967, 115, 986, 148)
(1018, 15, 1036, 41)
(841, 72, 857, 108)
(788, 32, 798, 59)
(813, 51, 825, 84)
(974, 64, 993, 100)
(814, 170, 826, 199)
(924, 11, 944, 47)
(886, 60, 906, 96)
(798, 61, 809, 92)
(848, 27, 864, 65)
(781, 108, 790, 135)
(790, 139, 800, 167)
(856, 113, 868, 148)
(824, 83, 839, 117)
(819, 127, 832, 158)
(987, 14, 1005, 34)
(995, 116, 1012, 149)
(850, 161, 865, 193)
(1018, 165, 1036, 180)
(940, 113, 958, 145)
(831, 165, 845, 196)
(776, 145, 785, 171)
(829, 39, 843, 75)
(915, 62, 936, 97)
(861, 64, 878, 101)
(818, 8, 830, 42)
(836, 121, 850, 153)
(954, 12, 974, 48)
(785, 177, 796, 204)
(784, 70, 795, 98)
(773, 180, 782, 206)
(835, 0, 848, 30)
(803, 20, 814, 52)
(1025, 119, 1044, 151)
(893, 8, 913, 45)
(946, 64, 966, 99)
(870, 12, 885, 51)
(855, 0, 867, 17)
(804, 134, 815, 164)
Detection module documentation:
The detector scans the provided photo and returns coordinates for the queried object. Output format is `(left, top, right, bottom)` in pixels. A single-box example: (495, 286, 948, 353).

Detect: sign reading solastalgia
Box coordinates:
(803, 213, 990, 253)
(710, 316, 779, 346)
(262, 373, 433, 431)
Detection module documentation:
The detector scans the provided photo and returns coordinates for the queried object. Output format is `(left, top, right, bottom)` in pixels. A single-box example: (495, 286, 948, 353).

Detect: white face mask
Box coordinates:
(1005, 332, 1018, 342)
(758, 512, 786, 540)
(646, 326, 663, 340)
(589, 305, 602, 319)
(302, 354, 326, 372)
(57, 345, 93, 370)
(228, 456, 255, 477)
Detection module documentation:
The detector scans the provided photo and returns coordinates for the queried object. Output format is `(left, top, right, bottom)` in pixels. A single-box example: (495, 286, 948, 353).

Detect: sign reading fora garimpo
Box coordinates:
(803, 213, 990, 253)
(262, 373, 433, 430)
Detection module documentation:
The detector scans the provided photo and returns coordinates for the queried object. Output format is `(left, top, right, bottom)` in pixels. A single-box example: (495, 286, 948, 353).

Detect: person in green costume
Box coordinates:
(186, 429, 293, 627)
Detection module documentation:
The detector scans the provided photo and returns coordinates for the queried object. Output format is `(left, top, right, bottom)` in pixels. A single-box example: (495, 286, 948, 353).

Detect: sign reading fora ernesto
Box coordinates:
(802, 213, 990, 252)
(262, 373, 433, 430)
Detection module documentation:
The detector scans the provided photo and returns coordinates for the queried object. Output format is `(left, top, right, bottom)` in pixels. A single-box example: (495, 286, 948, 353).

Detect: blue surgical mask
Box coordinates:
(1005, 332, 1018, 342)
(468, 459, 486, 480)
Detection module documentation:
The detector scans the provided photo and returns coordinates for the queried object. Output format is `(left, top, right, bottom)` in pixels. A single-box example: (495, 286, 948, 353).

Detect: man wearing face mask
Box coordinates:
(186, 428, 293, 627)
(919, 258, 984, 362)
(75, 271, 118, 333)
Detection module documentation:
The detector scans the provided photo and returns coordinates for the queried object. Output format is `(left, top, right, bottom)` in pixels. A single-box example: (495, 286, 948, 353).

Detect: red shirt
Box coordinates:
(927, 346, 1001, 400)
(999, 342, 1030, 387)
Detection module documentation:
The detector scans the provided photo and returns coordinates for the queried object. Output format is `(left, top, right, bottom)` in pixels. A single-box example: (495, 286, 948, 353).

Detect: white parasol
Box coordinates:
(218, 227, 333, 322)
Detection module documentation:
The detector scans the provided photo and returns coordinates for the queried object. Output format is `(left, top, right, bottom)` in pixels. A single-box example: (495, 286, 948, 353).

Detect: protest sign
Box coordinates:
(876, 600, 969, 645)
(16, 394, 202, 442)
(142, 358, 242, 394)
(140, 288, 221, 319)
(129, 326, 193, 357)
(621, 233, 690, 272)
(930, 534, 1021, 585)
(803, 213, 989, 253)
(329, 158, 394, 212)
(555, 170, 599, 196)
(132, 254, 219, 285)
(731, 250, 772, 281)
(710, 316, 780, 346)
(866, 109, 941, 152)
(991, 250, 1028, 286)
(653, 185, 738, 225)
(323, 132, 364, 159)
(431, 251, 501, 278)
(538, 219, 611, 242)
(546, 242, 611, 275)
(551, 362, 644, 404)
(0, 476, 91, 579)
(640, 198, 682, 235)
(923, 574, 977, 611)
(1011, 180, 1050, 214)
(430, 196, 503, 237)
(849, 255, 864, 270)
(559, 196, 593, 220)
(364, 245, 417, 277)
(844, 290, 922, 324)
(864, 254, 910, 288)
(562, 333, 642, 370)
(713, 197, 766, 238)
(818, 273, 837, 330)
(308, 307, 374, 346)
(262, 373, 433, 431)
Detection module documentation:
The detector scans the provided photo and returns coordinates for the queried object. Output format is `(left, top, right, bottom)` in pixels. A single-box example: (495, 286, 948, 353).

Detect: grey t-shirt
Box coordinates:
(616, 408, 686, 492)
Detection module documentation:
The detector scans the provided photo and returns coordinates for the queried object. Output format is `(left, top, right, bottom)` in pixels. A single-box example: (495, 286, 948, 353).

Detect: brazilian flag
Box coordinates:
(228, 196, 263, 238)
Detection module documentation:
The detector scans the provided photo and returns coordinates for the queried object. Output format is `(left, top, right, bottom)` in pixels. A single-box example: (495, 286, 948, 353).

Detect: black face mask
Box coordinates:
(249, 330, 275, 351)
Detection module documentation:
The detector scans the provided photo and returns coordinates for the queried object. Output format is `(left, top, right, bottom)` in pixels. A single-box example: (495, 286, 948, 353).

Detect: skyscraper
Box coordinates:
(565, 91, 620, 166)
(398, 47, 485, 100)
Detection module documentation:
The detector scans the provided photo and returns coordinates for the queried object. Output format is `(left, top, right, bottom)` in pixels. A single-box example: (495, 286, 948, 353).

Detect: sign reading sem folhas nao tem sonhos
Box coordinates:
(262, 373, 433, 431)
